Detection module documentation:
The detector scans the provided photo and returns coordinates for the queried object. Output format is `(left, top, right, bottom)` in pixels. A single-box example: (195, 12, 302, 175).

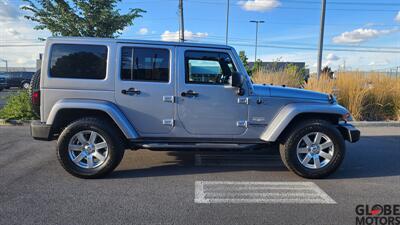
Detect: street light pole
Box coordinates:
(225, 0, 230, 45)
(250, 20, 264, 63)
(316, 0, 327, 79)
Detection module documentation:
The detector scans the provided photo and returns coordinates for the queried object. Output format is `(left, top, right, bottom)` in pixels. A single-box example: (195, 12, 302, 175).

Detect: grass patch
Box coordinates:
(0, 90, 37, 121)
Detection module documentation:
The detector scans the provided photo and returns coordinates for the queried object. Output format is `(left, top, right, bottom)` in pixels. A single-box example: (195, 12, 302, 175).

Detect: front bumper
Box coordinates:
(31, 120, 52, 141)
(338, 123, 360, 143)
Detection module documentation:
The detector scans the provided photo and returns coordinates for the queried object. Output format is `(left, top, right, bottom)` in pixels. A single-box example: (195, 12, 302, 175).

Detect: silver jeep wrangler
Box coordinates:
(31, 37, 360, 179)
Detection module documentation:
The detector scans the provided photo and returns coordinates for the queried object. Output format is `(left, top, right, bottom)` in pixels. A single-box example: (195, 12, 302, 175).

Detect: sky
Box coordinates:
(0, 0, 399, 72)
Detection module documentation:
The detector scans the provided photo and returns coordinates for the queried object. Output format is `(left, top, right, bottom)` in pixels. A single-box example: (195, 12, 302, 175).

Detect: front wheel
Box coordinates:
(279, 119, 345, 179)
(57, 117, 125, 178)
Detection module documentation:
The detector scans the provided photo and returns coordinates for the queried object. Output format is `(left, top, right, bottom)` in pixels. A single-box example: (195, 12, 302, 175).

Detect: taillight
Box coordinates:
(32, 91, 40, 105)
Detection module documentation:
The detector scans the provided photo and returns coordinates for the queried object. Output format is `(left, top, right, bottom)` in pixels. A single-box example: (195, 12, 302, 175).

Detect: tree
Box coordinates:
(252, 59, 263, 74)
(239, 51, 252, 75)
(22, 0, 145, 38)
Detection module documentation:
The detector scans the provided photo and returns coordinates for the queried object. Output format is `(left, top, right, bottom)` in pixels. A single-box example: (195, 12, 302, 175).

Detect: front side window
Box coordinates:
(49, 44, 107, 79)
(185, 51, 236, 85)
(121, 47, 169, 82)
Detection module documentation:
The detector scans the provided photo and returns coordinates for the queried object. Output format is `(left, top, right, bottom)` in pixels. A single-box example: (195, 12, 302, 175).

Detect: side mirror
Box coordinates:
(231, 71, 244, 88)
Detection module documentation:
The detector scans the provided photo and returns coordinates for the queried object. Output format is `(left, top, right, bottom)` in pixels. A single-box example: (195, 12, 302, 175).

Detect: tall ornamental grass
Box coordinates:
(252, 70, 400, 121)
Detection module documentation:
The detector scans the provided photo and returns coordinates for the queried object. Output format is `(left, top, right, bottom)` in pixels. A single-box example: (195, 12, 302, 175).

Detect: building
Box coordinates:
(0, 67, 36, 72)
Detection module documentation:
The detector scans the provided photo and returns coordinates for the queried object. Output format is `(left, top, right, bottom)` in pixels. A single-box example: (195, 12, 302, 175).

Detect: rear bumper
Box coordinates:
(30, 120, 52, 141)
(338, 123, 360, 143)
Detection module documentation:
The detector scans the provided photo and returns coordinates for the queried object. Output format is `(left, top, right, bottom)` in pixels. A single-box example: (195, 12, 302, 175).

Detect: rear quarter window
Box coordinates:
(49, 44, 108, 79)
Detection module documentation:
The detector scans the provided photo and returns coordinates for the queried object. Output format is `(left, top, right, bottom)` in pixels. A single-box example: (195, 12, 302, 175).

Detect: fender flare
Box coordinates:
(47, 99, 139, 139)
(260, 103, 349, 142)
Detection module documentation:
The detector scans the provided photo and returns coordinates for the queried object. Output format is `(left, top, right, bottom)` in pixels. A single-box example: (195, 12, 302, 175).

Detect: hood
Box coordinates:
(253, 84, 330, 101)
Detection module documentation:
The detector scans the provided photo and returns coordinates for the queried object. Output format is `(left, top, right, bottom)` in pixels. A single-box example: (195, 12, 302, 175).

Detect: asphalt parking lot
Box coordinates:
(0, 126, 399, 225)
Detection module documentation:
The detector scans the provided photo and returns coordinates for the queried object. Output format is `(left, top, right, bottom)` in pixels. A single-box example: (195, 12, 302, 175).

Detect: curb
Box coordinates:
(351, 121, 400, 128)
(0, 119, 31, 126)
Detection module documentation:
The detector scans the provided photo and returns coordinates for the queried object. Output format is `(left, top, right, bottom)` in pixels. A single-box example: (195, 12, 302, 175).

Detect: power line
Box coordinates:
(230, 43, 400, 53)
(118, 0, 400, 12)
(2, 42, 399, 54)
(182, 0, 400, 12)
(186, 0, 400, 6)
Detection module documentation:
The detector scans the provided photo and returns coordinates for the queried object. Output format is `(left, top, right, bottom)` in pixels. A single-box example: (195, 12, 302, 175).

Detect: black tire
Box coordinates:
(279, 119, 345, 179)
(57, 117, 125, 178)
(29, 70, 41, 117)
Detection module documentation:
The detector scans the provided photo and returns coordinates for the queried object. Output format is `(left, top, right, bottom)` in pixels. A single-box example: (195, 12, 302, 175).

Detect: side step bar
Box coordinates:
(139, 143, 258, 150)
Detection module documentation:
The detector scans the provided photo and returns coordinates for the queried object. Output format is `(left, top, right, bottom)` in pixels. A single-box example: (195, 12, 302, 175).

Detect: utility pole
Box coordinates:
(250, 20, 264, 63)
(225, 0, 230, 45)
(316, 0, 327, 79)
(179, 0, 185, 42)
(0, 58, 8, 72)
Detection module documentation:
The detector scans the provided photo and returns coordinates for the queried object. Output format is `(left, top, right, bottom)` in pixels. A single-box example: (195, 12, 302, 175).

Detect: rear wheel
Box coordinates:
(279, 119, 345, 179)
(57, 117, 125, 178)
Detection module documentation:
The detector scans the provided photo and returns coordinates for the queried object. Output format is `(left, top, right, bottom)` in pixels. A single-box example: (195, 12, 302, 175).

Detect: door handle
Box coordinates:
(121, 87, 141, 95)
(181, 90, 199, 97)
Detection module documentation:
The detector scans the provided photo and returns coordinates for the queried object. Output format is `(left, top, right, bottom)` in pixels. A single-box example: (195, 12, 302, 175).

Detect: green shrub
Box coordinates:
(0, 91, 37, 120)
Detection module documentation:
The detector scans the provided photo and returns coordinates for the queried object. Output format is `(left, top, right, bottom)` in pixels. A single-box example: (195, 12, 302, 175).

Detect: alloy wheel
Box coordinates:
(68, 130, 109, 169)
(296, 132, 334, 169)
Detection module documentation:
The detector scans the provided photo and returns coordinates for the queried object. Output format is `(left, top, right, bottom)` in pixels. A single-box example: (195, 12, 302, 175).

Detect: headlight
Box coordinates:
(342, 113, 352, 122)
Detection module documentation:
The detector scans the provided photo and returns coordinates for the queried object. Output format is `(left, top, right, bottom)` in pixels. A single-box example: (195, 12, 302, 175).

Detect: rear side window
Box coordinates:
(49, 44, 108, 79)
(120, 47, 169, 82)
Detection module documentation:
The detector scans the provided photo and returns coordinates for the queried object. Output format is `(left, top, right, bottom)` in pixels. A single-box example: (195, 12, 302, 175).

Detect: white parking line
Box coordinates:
(195, 181, 336, 204)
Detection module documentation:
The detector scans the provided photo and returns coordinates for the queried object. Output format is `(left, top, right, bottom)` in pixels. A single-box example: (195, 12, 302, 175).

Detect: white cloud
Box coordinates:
(137, 27, 149, 35)
(0, 2, 49, 67)
(6, 28, 21, 37)
(326, 53, 339, 61)
(324, 60, 333, 67)
(368, 60, 390, 66)
(332, 28, 399, 44)
(238, 0, 280, 12)
(0, 1, 20, 21)
(395, 11, 400, 22)
(160, 30, 208, 42)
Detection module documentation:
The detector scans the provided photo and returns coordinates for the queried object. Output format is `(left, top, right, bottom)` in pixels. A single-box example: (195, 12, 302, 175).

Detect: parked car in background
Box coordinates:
(2, 71, 34, 89)
(0, 74, 7, 91)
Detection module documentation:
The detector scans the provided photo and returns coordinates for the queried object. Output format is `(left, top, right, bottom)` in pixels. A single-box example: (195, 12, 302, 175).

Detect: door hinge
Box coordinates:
(236, 120, 248, 128)
(162, 119, 174, 127)
(237, 97, 249, 104)
(163, 96, 175, 103)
